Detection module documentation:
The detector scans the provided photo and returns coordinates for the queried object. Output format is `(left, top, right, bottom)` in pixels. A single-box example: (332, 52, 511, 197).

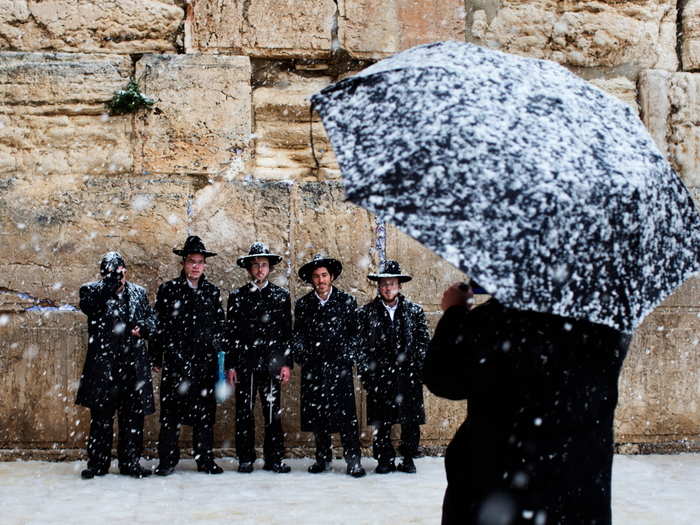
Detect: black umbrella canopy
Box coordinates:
(311, 41, 700, 333)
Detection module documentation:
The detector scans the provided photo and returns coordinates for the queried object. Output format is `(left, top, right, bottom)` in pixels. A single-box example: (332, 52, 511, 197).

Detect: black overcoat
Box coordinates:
(225, 282, 292, 375)
(424, 299, 630, 525)
(76, 280, 156, 414)
(151, 274, 225, 425)
(358, 294, 429, 425)
(292, 287, 360, 433)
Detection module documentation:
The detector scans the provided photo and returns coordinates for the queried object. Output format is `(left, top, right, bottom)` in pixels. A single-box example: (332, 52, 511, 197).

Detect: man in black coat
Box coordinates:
(225, 242, 293, 474)
(76, 251, 156, 479)
(358, 260, 429, 474)
(292, 254, 366, 478)
(424, 282, 630, 525)
(152, 236, 225, 476)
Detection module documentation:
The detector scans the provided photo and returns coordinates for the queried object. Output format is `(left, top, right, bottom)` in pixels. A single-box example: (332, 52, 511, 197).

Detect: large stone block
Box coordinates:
(187, 0, 336, 58)
(639, 70, 700, 188)
(0, 311, 85, 447)
(0, 0, 183, 53)
(0, 174, 192, 309)
(338, 0, 466, 59)
(134, 54, 252, 176)
(467, 0, 677, 70)
(253, 73, 339, 180)
(0, 52, 133, 177)
(683, 0, 700, 70)
(616, 309, 700, 442)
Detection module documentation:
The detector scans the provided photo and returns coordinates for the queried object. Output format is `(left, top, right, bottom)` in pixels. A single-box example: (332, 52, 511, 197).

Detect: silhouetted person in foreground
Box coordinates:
(424, 282, 630, 525)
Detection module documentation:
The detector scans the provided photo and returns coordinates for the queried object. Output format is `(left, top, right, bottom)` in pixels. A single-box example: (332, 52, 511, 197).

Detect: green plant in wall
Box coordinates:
(106, 79, 155, 115)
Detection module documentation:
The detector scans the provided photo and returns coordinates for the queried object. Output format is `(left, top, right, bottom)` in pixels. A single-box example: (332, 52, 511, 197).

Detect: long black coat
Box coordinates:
(76, 280, 156, 414)
(151, 274, 225, 425)
(225, 282, 292, 375)
(358, 294, 429, 425)
(292, 287, 360, 432)
(424, 299, 630, 525)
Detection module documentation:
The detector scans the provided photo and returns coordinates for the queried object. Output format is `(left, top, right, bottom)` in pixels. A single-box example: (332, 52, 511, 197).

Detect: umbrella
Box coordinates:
(310, 40, 700, 333)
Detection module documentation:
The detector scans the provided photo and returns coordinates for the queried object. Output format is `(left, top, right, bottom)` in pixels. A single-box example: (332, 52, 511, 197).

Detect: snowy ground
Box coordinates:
(1, 455, 699, 524)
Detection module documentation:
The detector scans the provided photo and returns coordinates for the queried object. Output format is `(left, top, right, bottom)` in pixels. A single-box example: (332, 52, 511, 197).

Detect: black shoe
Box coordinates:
(119, 464, 152, 478)
(308, 460, 328, 474)
(80, 467, 108, 479)
(263, 461, 291, 473)
(413, 446, 426, 458)
(346, 459, 366, 478)
(237, 461, 254, 473)
(374, 459, 396, 474)
(154, 464, 176, 476)
(198, 461, 224, 474)
(397, 457, 416, 473)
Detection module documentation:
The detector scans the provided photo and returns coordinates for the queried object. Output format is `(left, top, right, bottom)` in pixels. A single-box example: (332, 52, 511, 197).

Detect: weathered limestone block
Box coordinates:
(134, 54, 252, 176)
(616, 309, 700, 442)
(338, 0, 466, 59)
(0, 174, 191, 309)
(0, 52, 132, 177)
(253, 74, 339, 180)
(639, 70, 700, 188)
(0, 312, 85, 447)
(683, 0, 700, 70)
(467, 0, 677, 70)
(588, 76, 639, 113)
(0, 0, 184, 53)
(187, 0, 336, 58)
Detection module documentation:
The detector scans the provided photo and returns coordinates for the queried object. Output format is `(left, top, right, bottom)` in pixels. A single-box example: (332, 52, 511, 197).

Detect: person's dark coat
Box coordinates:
(76, 280, 156, 414)
(358, 294, 429, 425)
(292, 287, 360, 432)
(424, 299, 630, 525)
(225, 282, 292, 375)
(151, 274, 225, 425)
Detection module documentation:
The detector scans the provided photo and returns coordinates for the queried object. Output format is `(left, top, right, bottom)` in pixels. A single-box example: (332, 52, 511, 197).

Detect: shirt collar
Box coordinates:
(315, 287, 333, 305)
(250, 280, 269, 292)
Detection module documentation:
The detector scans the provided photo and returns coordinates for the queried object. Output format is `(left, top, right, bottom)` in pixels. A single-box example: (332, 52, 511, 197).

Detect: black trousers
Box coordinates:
(86, 398, 145, 472)
(157, 397, 216, 467)
(313, 420, 361, 463)
(235, 370, 285, 464)
(372, 422, 420, 462)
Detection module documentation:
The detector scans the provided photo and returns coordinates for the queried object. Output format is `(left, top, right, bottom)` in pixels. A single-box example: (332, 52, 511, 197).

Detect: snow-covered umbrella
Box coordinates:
(310, 40, 700, 334)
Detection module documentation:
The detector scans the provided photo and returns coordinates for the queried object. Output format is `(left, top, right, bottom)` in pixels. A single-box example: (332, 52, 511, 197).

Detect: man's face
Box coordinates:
(248, 256, 270, 283)
(378, 277, 400, 303)
(183, 253, 206, 281)
(310, 266, 334, 296)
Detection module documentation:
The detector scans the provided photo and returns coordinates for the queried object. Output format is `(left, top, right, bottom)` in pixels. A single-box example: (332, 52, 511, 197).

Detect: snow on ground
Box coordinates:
(1, 455, 698, 524)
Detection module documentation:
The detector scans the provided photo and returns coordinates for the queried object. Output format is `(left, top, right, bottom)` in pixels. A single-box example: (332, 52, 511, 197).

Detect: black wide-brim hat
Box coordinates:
(237, 242, 283, 268)
(368, 260, 412, 283)
(173, 235, 217, 257)
(298, 253, 343, 283)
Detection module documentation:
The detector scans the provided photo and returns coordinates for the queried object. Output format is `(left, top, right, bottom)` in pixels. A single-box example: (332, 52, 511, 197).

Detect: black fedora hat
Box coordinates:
(298, 253, 343, 283)
(173, 235, 217, 258)
(237, 242, 283, 268)
(368, 260, 412, 283)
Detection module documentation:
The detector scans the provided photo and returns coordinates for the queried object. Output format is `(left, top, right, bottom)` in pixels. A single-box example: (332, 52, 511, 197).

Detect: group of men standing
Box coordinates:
(76, 236, 430, 480)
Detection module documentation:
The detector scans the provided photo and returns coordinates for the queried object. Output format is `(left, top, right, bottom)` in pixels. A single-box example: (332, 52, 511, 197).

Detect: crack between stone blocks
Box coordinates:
(676, 0, 688, 71)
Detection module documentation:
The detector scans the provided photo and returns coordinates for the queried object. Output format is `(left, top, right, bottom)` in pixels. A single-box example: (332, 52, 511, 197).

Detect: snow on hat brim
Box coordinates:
(237, 253, 283, 268)
(367, 273, 412, 283)
(298, 258, 343, 283)
(173, 236, 217, 257)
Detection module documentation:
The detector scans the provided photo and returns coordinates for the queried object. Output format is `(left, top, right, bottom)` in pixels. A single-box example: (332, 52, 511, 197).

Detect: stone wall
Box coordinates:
(1, 0, 699, 458)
